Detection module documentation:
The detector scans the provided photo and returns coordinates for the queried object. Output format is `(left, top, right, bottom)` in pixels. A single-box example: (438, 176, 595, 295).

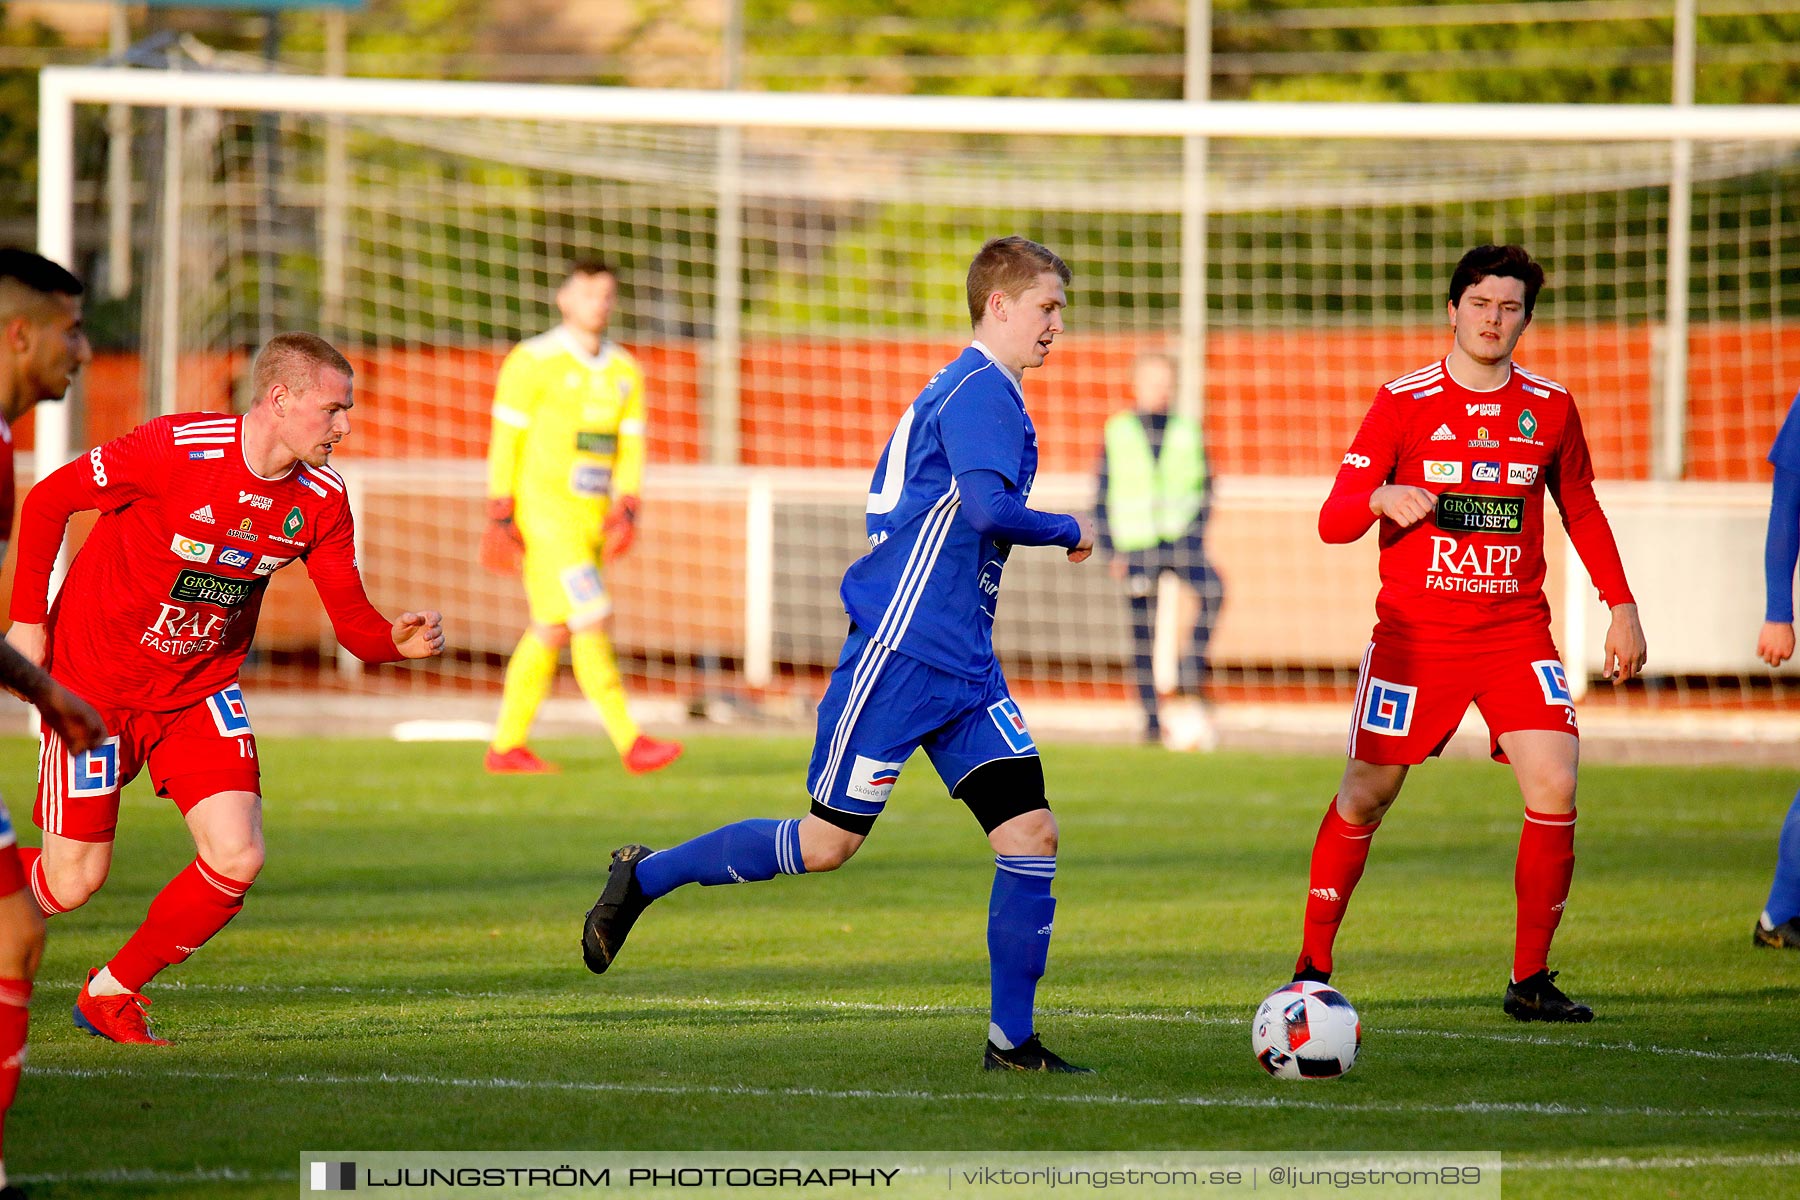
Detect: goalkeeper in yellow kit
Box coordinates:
(480, 259, 683, 776)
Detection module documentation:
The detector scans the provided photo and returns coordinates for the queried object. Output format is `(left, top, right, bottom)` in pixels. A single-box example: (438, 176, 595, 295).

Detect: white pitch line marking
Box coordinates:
(25, 1063, 1798, 1121)
(45, 980, 1798, 1066)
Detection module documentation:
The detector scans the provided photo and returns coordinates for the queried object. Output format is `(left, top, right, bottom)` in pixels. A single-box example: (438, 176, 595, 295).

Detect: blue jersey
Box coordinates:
(840, 344, 1040, 680)
(1771, 388, 1800, 472)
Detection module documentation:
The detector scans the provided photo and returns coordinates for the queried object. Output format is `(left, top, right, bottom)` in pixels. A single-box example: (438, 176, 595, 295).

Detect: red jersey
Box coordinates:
(0, 415, 14, 560)
(10, 413, 400, 711)
(1320, 358, 1634, 647)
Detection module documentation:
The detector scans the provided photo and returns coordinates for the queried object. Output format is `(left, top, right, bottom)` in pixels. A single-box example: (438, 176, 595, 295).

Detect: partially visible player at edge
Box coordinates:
(0, 249, 109, 1199)
(1750, 382, 1800, 950)
(6, 332, 445, 1046)
(480, 259, 681, 776)
(1297, 244, 1646, 1022)
(582, 237, 1098, 1072)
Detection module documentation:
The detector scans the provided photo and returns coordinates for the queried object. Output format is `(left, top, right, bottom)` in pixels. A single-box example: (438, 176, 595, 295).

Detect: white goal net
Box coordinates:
(33, 68, 1800, 753)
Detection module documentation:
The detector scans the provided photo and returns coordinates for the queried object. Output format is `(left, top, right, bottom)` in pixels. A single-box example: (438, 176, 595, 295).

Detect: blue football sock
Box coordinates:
(1764, 788, 1800, 926)
(635, 818, 805, 900)
(988, 855, 1056, 1050)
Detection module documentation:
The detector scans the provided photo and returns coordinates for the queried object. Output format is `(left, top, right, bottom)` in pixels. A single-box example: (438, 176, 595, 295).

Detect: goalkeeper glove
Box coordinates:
(603, 495, 639, 565)
(480, 496, 525, 574)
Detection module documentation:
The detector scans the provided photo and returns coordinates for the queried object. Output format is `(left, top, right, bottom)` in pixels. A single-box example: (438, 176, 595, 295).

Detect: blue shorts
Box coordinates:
(806, 626, 1038, 824)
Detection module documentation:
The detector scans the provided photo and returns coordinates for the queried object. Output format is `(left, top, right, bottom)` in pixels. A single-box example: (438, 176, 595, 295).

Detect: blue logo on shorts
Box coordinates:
(1360, 679, 1417, 736)
(1533, 660, 1573, 705)
(207, 684, 253, 736)
(987, 698, 1036, 754)
(68, 737, 122, 798)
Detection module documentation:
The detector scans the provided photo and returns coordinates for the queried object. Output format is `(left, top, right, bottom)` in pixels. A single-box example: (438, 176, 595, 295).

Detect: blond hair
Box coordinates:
(251, 332, 353, 402)
(965, 237, 1070, 329)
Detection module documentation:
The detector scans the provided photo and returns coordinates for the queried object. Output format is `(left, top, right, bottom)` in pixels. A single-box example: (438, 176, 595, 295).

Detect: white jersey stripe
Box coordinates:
(880, 487, 962, 650)
(1385, 370, 1444, 395)
(1385, 362, 1445, 391)
(871, 483, 961, 649)
(1515, 366, 1569, 394)
(300, 466, 345, 494)
(315, 463, 347, 489)
(171, 435, 238, 445)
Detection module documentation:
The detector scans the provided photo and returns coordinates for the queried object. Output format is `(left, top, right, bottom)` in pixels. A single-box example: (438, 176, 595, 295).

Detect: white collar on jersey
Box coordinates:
(969, 340, 1022, 389)
(1443, 354, 1514, 394)
(554, 326, 617, 368)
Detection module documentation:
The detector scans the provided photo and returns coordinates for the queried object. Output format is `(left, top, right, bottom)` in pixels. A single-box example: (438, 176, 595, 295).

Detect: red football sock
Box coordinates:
(20, 847, 68, 918)
(1514, 808, 1577, 982)
(107, 858, 253, 993)
(0, 979, 30, 1169)
(1296, 797, 1381, 977)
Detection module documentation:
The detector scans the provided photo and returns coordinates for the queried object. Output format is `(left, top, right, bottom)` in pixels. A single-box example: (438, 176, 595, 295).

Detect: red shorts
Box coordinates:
(1345, 637, 1578, 766)
(35, 683, 261, 844)
(0, 797, 21, 895)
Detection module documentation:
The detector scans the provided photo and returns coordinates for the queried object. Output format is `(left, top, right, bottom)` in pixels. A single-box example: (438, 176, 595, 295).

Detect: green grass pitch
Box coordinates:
(10, 733, 1798, 1198)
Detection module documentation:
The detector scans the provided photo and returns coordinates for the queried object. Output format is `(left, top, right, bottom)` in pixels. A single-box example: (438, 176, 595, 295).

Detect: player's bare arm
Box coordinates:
(603, 494, 639, 564)
(392, 610, 446, 659)
(0, 636, 106, 753)
(1757, 621, 1796, 668)
(1369, 484, 1435, 528)
(1068, 514, 1095, 564)
(1603, 602, 1648, 684)
(3, 621, 45, 668)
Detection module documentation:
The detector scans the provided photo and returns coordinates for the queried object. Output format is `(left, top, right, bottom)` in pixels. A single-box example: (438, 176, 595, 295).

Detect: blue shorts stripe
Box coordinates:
(813, 638, 891, 804)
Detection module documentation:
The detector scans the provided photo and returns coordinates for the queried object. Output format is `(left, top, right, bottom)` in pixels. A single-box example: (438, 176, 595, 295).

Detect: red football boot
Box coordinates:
(622, 735, 683, 776)
(74, 969, 171, 1046)
(484, 745, 559, 775)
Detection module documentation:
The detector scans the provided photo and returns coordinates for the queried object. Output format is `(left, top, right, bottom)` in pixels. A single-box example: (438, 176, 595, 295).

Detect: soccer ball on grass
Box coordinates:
(1251, 980, 1361, 1080)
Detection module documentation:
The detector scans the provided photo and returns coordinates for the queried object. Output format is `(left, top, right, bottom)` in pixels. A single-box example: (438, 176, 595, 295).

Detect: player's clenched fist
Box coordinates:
(1369, 484, 1436, 529)
(392, 610, 446, 659)
(1067, 514, 1095, 564)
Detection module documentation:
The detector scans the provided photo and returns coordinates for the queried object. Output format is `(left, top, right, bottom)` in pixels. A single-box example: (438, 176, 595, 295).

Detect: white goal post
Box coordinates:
(32, 64, 1800, 743)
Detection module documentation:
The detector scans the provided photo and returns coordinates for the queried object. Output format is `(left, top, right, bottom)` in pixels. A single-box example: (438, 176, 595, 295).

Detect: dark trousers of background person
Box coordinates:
(1121, 532, 1224, 737)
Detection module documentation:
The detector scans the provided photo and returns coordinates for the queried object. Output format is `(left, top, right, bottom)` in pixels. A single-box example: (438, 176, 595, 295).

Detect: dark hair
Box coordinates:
(1449, 244, 1545, 317)
(0, 247, 83, 305)
(966, 236, 1071, 329)
(567, 258, 616, 280)
(252, 332, 354, 401)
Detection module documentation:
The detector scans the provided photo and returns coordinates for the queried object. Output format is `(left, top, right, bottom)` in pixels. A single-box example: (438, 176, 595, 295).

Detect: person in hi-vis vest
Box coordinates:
(1093, 351, 1224, 747)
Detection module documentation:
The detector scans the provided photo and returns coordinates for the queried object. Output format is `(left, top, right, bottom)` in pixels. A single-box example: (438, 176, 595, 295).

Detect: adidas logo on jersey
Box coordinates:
(189, 505, 216, 524)
(1429, 424, 1455, 442)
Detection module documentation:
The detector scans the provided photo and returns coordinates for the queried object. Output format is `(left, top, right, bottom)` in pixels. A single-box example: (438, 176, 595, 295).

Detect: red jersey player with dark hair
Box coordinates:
(0, 248, 110, 1198)
(6, 331, 445, 1046)
(1294, 244, 1647, 1023)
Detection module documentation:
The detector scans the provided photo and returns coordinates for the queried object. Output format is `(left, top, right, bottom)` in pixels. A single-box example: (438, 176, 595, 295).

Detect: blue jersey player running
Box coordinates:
(1753, 383, 1800, 951)
(581, 237, 1096, 1072)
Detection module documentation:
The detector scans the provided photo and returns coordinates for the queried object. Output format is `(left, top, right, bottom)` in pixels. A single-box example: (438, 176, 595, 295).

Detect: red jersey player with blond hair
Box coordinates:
(1295, 244, 1647, 1023)
(6, 332, 445, 1045)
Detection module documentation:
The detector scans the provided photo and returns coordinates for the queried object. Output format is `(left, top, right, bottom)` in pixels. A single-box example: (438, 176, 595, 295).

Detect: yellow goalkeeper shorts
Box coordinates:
(521, 534, 611, 629)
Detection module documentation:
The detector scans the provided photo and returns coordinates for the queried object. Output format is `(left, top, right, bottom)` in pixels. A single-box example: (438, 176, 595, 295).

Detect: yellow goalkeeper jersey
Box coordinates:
(486, 328, 647, 542)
